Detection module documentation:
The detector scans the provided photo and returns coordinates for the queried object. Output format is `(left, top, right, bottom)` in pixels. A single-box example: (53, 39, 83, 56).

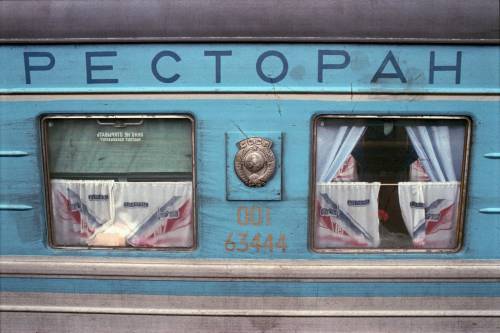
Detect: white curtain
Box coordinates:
(406, 126, 464, 181)
(111, 182, 193, 248)
(317, 123, 366, 182)
(398, 182, 460, 248)
(74, 181, 193, 248)
(51, 179, 115, 246)
(315, 182, 381, 248)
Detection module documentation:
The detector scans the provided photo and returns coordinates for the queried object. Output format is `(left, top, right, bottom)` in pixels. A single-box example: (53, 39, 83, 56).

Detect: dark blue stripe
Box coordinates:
(2, 278, 500, 297)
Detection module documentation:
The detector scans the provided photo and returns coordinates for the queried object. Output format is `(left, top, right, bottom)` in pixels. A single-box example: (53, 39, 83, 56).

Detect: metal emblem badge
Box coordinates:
(234, 137, 276, 187)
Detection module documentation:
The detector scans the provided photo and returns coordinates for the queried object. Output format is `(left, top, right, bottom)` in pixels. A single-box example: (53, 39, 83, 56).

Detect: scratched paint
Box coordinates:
(0, 98, 499, 259)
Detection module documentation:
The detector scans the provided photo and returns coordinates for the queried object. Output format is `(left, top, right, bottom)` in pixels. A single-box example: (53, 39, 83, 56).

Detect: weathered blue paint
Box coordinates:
(1, 43, 499, 301)
(1, 98, 499, 260)
(226, 131, 282, 201)
(0, 44, 499, 93)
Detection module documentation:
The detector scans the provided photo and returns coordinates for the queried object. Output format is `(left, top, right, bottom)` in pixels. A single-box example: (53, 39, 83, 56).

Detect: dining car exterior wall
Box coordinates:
(0, 1, 499, 332)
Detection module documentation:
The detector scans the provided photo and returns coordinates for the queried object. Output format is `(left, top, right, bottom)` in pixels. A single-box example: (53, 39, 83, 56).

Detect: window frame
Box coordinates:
(309, 115, 472, 253)
(40, 114, 197, 251)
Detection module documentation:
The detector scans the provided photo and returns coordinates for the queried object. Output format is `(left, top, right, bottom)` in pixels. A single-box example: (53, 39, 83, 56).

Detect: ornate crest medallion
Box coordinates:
(234, 137, 276, 187)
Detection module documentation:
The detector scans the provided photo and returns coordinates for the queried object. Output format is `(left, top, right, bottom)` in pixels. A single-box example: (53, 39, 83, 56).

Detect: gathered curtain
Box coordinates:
(398, 181, 460, 248)
(316, 182, 381, 248)
(405, 125, 464, 181)
(401, 124, 463, 248)
(316, 123, 366, 182)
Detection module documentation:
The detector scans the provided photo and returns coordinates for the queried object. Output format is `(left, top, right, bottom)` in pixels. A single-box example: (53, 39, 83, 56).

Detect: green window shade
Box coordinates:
(46, 118, 192, 176)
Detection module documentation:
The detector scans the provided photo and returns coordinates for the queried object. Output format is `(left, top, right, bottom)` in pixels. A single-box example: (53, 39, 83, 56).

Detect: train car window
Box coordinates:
(312, 116, 470, 252)
(42, 116, 195, 250)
